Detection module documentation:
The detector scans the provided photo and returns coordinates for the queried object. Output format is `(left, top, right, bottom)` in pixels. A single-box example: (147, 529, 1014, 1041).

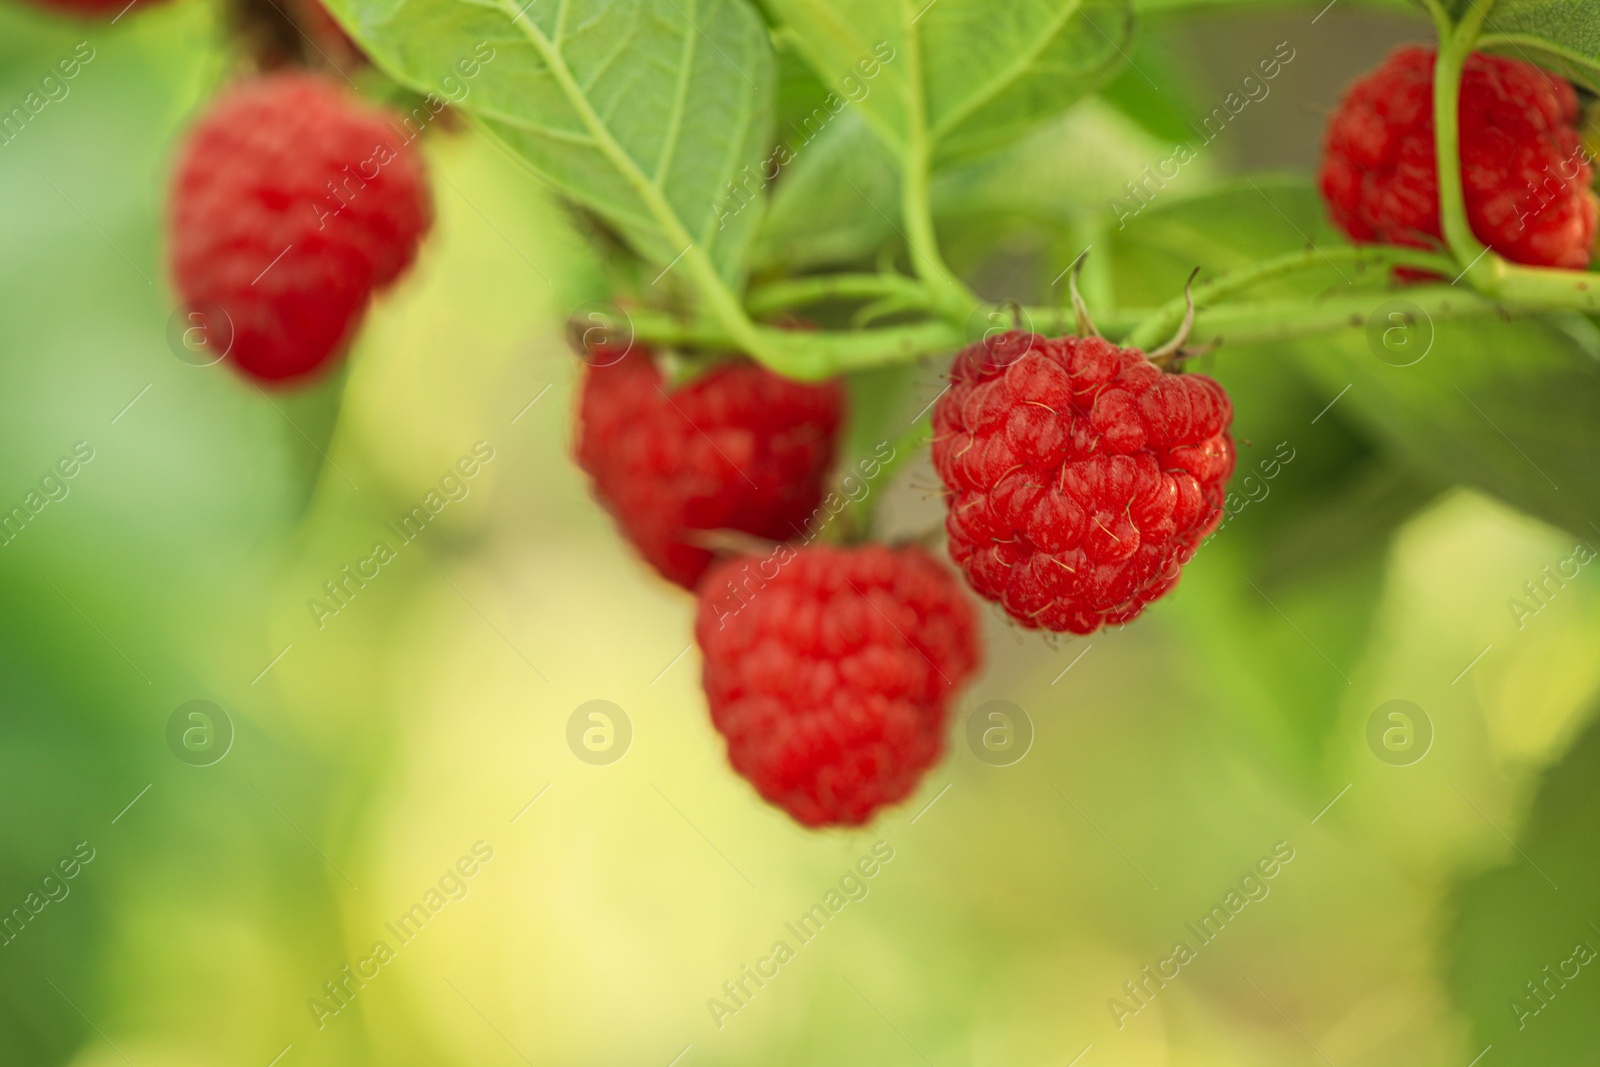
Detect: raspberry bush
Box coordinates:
(134, 0, 1600, 830)
(9, 0, 1600, 1061)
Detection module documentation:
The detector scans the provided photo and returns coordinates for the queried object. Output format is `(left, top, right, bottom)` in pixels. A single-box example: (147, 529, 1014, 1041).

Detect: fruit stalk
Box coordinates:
(899, 11, 983, 326)
(1428, 0, 1492, 269)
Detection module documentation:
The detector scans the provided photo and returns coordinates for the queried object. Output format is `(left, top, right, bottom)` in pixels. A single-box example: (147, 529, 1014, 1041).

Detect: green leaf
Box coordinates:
(1448, 705, 1600, 1063)
(755, 98, 1175, 271)
(1291, 311, 1600, 546)
(1254, 461, 1444, 587)
(759, 0, 1133, 168)
(1096, 24, 1197, 145)
(326, 0, 775, 284)
(773, 29, 836, 137)
(1479, 1, 1600, 94)
(753, 111, 899, 271)
(934, 97, 1194, 227)
(1111, 174, 1350, 303)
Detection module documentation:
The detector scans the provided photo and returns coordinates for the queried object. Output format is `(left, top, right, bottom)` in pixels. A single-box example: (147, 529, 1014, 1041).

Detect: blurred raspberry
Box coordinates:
(169, 72, 431, 384)
(695, 544, 980, 827)
(574, 344, 844, 589)
(1320, 45, 1596, 271)
(931, 330, 1234, 635)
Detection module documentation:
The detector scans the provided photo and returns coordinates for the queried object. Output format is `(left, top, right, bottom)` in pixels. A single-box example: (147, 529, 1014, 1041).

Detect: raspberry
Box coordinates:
(1320, 46, 1596, 271)
(695, 544, 980, 827)
(169, 73, 432, 384)
(574, 344, 845, 589)
(931, 330, 1234, 635)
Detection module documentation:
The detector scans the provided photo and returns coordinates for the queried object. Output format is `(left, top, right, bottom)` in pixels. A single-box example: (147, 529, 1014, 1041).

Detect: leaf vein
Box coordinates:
(653, 0, 698, 188)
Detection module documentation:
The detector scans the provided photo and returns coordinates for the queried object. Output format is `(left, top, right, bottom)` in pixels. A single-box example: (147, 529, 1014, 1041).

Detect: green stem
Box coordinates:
(745, 273, 933, 319)
(614, 309, 731, 350)
(852, 296, 927, 328)
(627, 282, 1513, 382)
(1145, 285, 1503, 347)
(1024, 285, 1509, 349)
(1026, 305, 1142, 338)
(624, 308, 963, 379)
(1479, 261, 1600, 312)
(1432, 1, 1492, 268)
(1419, 0, 1454, 38)
(763, 321, 963, 377)
(1121, 245, 1458, 350)
(899, 1, 981, 325)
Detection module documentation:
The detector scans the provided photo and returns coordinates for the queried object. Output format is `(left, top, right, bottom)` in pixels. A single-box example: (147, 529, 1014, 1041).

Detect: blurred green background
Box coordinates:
(2, 0, 1600, 1064)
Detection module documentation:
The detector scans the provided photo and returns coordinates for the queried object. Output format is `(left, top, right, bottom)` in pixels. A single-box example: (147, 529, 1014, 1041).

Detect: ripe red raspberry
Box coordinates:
(574, 344, 845, 589)
(931, 330, 1234, 635)
(169, 73, 432, 384)
(695, 544, 980, 827)
(1320, 46, 1596, 271)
